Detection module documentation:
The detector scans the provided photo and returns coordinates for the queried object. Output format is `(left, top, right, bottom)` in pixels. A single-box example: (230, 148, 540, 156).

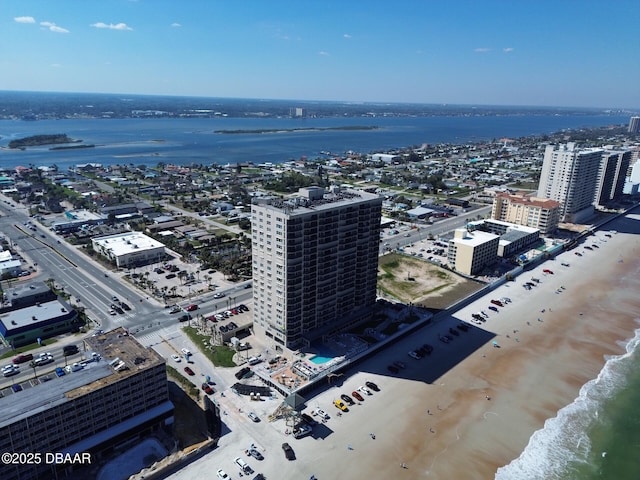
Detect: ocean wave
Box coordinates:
(495, 326, 640, 480)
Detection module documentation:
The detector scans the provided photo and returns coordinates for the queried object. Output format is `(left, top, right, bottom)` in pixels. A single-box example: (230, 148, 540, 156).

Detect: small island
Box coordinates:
(8, 134, 83, 149)
(214, 125, 379, 134)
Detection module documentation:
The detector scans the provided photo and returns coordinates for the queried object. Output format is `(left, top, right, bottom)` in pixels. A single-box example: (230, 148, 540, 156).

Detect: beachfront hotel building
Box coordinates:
(594, 150, 631, 206)
(491, 193, 560, 235)
(92, 232, 167, 268)
(628, 116, 640, 134)
(0, 327, 173, 480)
(537, 143, 603, 223)
(251, 186, 382, 351)
(447, 228, 500, 276)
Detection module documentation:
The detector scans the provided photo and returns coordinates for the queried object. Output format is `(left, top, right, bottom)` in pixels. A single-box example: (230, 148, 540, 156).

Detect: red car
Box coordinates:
(185, 304, 198, 312)
(490, 299, 503, 307)
(13, 354, 34, 364)
(207, 315, 218, 322)
(202, 383, 214, 394)
(184, 366, 195, 376)
(543, 269, 554, 274)
(352, 390, 364, 402)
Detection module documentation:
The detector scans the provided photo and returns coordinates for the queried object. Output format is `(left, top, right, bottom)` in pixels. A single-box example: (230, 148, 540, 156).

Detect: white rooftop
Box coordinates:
(93, 232, 164, 256)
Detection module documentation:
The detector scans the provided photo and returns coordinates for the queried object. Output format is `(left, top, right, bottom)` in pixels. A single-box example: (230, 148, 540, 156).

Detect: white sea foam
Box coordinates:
(495, 327, 640, 480)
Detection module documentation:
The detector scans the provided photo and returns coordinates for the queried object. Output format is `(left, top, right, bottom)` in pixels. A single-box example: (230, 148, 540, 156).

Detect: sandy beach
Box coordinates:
(166, 211, 640, 480)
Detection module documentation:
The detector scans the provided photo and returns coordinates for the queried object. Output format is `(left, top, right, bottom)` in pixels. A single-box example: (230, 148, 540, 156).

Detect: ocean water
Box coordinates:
(0, 113, 630, 171)
(495, 325, 640, 480)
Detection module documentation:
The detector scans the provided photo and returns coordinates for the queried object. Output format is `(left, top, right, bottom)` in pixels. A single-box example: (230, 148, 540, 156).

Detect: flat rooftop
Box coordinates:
(253, 187, 380, 216)
(92, 232, 165, 256)
(0, 299, 72, 330)
(0, 328, 165, 426)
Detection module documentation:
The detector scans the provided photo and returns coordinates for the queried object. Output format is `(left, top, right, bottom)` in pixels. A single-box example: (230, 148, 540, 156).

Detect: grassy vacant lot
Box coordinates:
(378, 253, 483, 310)
(182, 326, 236, 367)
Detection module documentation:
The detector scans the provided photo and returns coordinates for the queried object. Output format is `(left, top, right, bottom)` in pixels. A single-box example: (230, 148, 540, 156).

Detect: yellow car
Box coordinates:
(334, 399, 349, 412)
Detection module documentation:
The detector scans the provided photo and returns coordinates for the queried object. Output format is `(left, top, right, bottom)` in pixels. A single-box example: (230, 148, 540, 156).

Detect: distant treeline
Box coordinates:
(214, 125, 379, 134)
(8, 134, 79, 149)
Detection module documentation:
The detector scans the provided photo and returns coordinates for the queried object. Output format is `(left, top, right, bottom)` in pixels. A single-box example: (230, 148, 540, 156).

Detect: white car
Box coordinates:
(213, 292, 226, 299)
(358, 385, 372, 396)
(216, 469, 229, 480)
(181, 348, 191, 357)
(234, 456, 253, 474)
(247, 412, 260, 422)
(312, 408, 330, 420)
(171, 354, 181, 362)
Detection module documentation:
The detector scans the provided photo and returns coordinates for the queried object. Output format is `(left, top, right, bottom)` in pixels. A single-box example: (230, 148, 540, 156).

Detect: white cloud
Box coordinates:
(171, 22, 182, 28)
(51, 63, 62, 68)
(343, 33, 352, 39)
(474, 47, 490, 53)
(91, 22, 133, 31)
(318, 51, 330, 56)
(14, 16, 35, 24)
(40, 21, 69, 33)
(503, 47, 515, 53)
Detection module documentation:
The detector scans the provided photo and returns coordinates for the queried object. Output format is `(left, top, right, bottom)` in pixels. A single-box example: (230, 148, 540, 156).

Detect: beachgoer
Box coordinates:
(427, 409, 431, 415)
(486, 395, 491, 400)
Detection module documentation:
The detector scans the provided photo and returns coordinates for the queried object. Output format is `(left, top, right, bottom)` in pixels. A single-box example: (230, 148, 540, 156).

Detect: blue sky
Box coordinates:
(2, 0, 639, 108)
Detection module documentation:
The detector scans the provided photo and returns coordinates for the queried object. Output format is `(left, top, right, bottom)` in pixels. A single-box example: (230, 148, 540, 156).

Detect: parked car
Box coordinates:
(365, 381, 380, 392)
(352, 390, 364, 402)
(184, 366, 195, 376)
(181, 348, 191, 356)
(408, 350, 422, 360)
(234, 456, 253, 475)
(171, 354, 181, 362)
(313, 408, 330, 420)
(334, 399, 349, 412)
(358, 385, 372, 396)
(202, 383, 214, 395)
(55, 367, 65, 377)
(490, 299, 503, 307)
(11, 384, 23, 392)
(216, 469, 229, 480)
(393, 360, 407, 369)
(341, 394, 354, 405)
(282, 443, 295, 461)
(543, 269, 554, 274)
(248, 447, 264, 460)
(248, 412, 260, 422)
(388, 364, 399, 374)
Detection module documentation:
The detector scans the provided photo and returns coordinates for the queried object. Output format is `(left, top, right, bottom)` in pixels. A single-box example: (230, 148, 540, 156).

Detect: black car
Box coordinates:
(365, 381, 379, 392)
(235, 367, 251, 380)
(63, 345, 79, 356)
(282, 443, 295, 461)
(388, 365, 399, 374)
(300, 412, 317, 426)
(178, 314, 190, 322)
(449, 327, 460, 336)
(114, 306, 124, 315)
(120, 302, 131, 311)
(341, 394, 354, 405)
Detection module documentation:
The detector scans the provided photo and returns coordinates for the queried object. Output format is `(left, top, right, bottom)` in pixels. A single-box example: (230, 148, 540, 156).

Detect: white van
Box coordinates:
(248, 357, 262, 366)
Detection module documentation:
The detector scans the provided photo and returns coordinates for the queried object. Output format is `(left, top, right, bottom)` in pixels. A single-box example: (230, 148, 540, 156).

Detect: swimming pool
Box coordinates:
(309, 355, 334, 365)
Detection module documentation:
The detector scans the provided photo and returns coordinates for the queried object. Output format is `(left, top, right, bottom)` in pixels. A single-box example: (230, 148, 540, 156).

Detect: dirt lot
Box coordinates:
(378, 253, 483, 309)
